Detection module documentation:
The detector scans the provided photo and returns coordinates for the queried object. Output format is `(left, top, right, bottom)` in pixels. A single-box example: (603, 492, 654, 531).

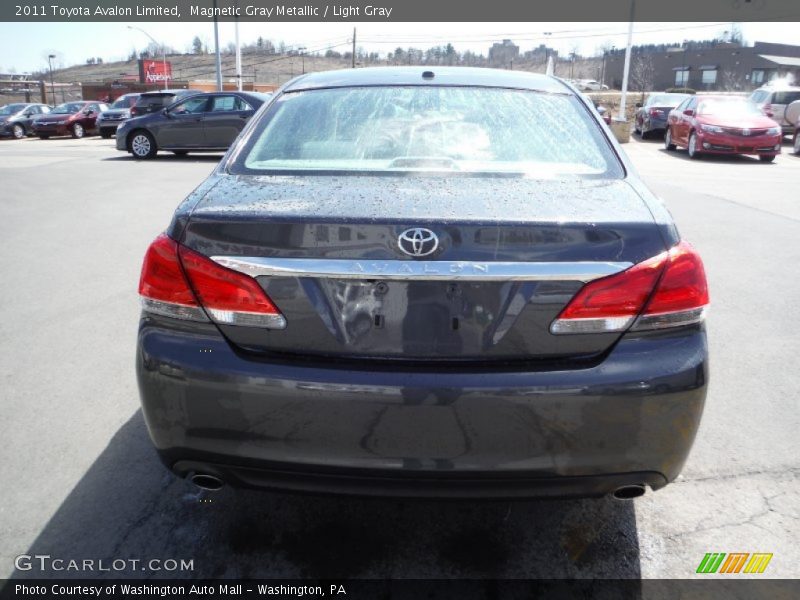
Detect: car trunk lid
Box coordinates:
(180, 175, 667, 362)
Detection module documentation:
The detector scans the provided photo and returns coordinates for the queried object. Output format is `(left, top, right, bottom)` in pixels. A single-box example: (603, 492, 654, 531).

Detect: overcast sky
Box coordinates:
(1, 21, 798, 74)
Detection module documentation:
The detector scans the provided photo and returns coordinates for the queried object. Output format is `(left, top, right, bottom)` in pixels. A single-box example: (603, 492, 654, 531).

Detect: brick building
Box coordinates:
(604, 41, 800, 92)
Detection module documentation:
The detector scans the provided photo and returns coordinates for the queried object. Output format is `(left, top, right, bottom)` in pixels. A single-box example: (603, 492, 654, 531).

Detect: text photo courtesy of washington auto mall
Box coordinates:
(1, 0, 799, 598)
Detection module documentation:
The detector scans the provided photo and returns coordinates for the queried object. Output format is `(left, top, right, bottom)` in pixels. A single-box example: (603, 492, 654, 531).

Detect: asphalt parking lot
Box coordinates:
(1, 134, 798, 580)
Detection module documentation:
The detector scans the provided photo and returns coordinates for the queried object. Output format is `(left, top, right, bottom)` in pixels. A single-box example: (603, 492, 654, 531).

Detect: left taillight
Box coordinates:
(551, 241, 709, 334)
(138, 234, 286, 329)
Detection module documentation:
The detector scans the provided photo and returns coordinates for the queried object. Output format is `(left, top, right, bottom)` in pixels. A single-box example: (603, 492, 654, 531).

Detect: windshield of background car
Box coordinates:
(110, 96, 134, 109)
(698, 99, 763, 117)
(0, 104, 27, 115)
(136, 95, 174, 110)
(236, 86, 622, 177)
(52, 102, 85, 114)
(649, 94, 687, 107)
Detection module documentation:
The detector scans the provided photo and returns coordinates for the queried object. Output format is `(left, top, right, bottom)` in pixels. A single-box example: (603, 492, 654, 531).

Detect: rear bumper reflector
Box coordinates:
(140, 297, 209, 323)
(632, 306, 708, 331)
(210, 257, 633, 283)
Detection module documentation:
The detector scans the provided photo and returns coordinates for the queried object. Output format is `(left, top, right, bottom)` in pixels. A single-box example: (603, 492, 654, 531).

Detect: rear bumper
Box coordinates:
(136, 316, 708, 498)
(642, 116, 668, 131)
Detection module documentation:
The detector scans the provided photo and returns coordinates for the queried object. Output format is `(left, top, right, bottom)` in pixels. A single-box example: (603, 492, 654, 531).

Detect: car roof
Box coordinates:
(140, 89, 200, 97)
(283, 67, 570, 94)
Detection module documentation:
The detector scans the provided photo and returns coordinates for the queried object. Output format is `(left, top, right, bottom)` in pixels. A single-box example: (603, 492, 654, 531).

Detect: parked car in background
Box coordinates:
(593, 99, 612, 125)
(665, 95, 782, 162)
(130, 89, 200, 118)
(136, 67, 709, 500)
(785, 100, 800, 155)
(117, 91, 268, 159)
(634, 93, 691, 138)
(96, 93, 141, 138)
(32, 101, 108, 139)
(748, 83, 800, 135)
(579, 79, 609, 91)
(0, 102, 50, 139)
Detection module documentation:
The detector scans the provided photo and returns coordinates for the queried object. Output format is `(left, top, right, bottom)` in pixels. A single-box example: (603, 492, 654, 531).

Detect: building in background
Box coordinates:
(604, 41, 800, 92)
(488, 40, 520, 67)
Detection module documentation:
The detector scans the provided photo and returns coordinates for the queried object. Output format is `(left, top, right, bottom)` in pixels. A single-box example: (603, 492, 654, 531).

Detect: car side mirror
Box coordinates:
(163, 108, 173, 118)
(85, 110, 95, 116)
(23, 111, 33, 117)
(683, 109, 694, 116)
(635, 102, 643, 108)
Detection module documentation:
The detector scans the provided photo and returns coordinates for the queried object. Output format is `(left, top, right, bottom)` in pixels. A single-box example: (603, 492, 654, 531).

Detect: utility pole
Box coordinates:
(352, 28, 356, 68)
(234, 0, 242, 90)
(298, 47, 307, 74)
(47, 54, 56, 105)
(619, 0, 636, 121)
(213, 0, 223, 91)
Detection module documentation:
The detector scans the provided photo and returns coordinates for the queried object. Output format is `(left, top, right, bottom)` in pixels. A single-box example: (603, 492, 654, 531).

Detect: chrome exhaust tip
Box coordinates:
(612, 485, 646, 500)
(190, 473, 224, 491)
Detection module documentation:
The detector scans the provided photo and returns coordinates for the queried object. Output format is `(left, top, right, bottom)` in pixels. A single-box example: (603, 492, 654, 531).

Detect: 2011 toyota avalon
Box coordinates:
(137, 68, 710, 499)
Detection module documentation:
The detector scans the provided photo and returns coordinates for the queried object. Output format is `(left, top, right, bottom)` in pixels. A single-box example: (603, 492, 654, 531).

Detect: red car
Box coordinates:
(664, 95, 782, 162)
(31, 100, 108, 139)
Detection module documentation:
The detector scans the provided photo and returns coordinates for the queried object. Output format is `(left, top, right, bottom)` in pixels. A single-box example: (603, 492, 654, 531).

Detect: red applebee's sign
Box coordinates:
(138, 59, 172, 84)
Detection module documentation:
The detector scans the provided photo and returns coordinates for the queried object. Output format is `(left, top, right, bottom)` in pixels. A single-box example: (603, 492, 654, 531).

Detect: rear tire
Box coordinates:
(129, 130, 157, 160)
(664, 128, 676, 151)
(71, 123, 85, 139)
(100, 130, 112, 139)
(687, 132, 701, 159)
(793, 133, 800, 155)
(641, 127, 651, 140)
(11, 124, 25, 139)
(759, 155, 776, 163)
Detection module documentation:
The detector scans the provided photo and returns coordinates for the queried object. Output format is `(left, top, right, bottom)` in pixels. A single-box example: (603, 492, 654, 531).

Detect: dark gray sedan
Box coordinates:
(0, 102, 51, 139)
(136, 68, 709, 499)
(116, 91, 269, 159)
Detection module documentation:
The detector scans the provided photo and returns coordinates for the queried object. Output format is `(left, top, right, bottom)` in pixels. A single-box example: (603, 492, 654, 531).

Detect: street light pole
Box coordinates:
(298, 46, 306, 74)
(47, 54, 56, 105)
(127, 25, 168, 90)
(619, 0, 636, 120)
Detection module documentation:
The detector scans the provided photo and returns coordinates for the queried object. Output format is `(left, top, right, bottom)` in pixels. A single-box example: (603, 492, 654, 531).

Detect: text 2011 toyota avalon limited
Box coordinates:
(136, 68, 709, 499)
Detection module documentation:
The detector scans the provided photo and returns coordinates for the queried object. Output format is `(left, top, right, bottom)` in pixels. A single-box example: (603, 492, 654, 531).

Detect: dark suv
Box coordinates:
(130, 89, 200, 118)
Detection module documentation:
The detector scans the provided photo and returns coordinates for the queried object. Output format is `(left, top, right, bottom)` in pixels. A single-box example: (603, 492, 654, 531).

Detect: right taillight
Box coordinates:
(551, 241, 709, 335)
(138, 233, 286, 329)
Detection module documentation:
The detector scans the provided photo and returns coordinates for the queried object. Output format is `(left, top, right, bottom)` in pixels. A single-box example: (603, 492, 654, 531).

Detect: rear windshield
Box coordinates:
(235, 86, 621, 178)
(648, 94, 687, 107)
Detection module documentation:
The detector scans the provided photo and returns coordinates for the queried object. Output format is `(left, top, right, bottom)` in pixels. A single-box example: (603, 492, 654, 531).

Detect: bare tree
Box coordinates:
(720, 68, 747, 92)
(630, 53, 655, 101)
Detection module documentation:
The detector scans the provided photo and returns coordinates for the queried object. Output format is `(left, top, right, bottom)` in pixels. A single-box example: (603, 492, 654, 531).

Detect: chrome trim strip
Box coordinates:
(211, 257, 632, 282)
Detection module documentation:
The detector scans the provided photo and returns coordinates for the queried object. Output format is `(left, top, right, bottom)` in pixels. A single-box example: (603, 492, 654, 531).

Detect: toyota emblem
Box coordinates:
(742, 128, 751, 136)
(398, 228, 439, 257)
